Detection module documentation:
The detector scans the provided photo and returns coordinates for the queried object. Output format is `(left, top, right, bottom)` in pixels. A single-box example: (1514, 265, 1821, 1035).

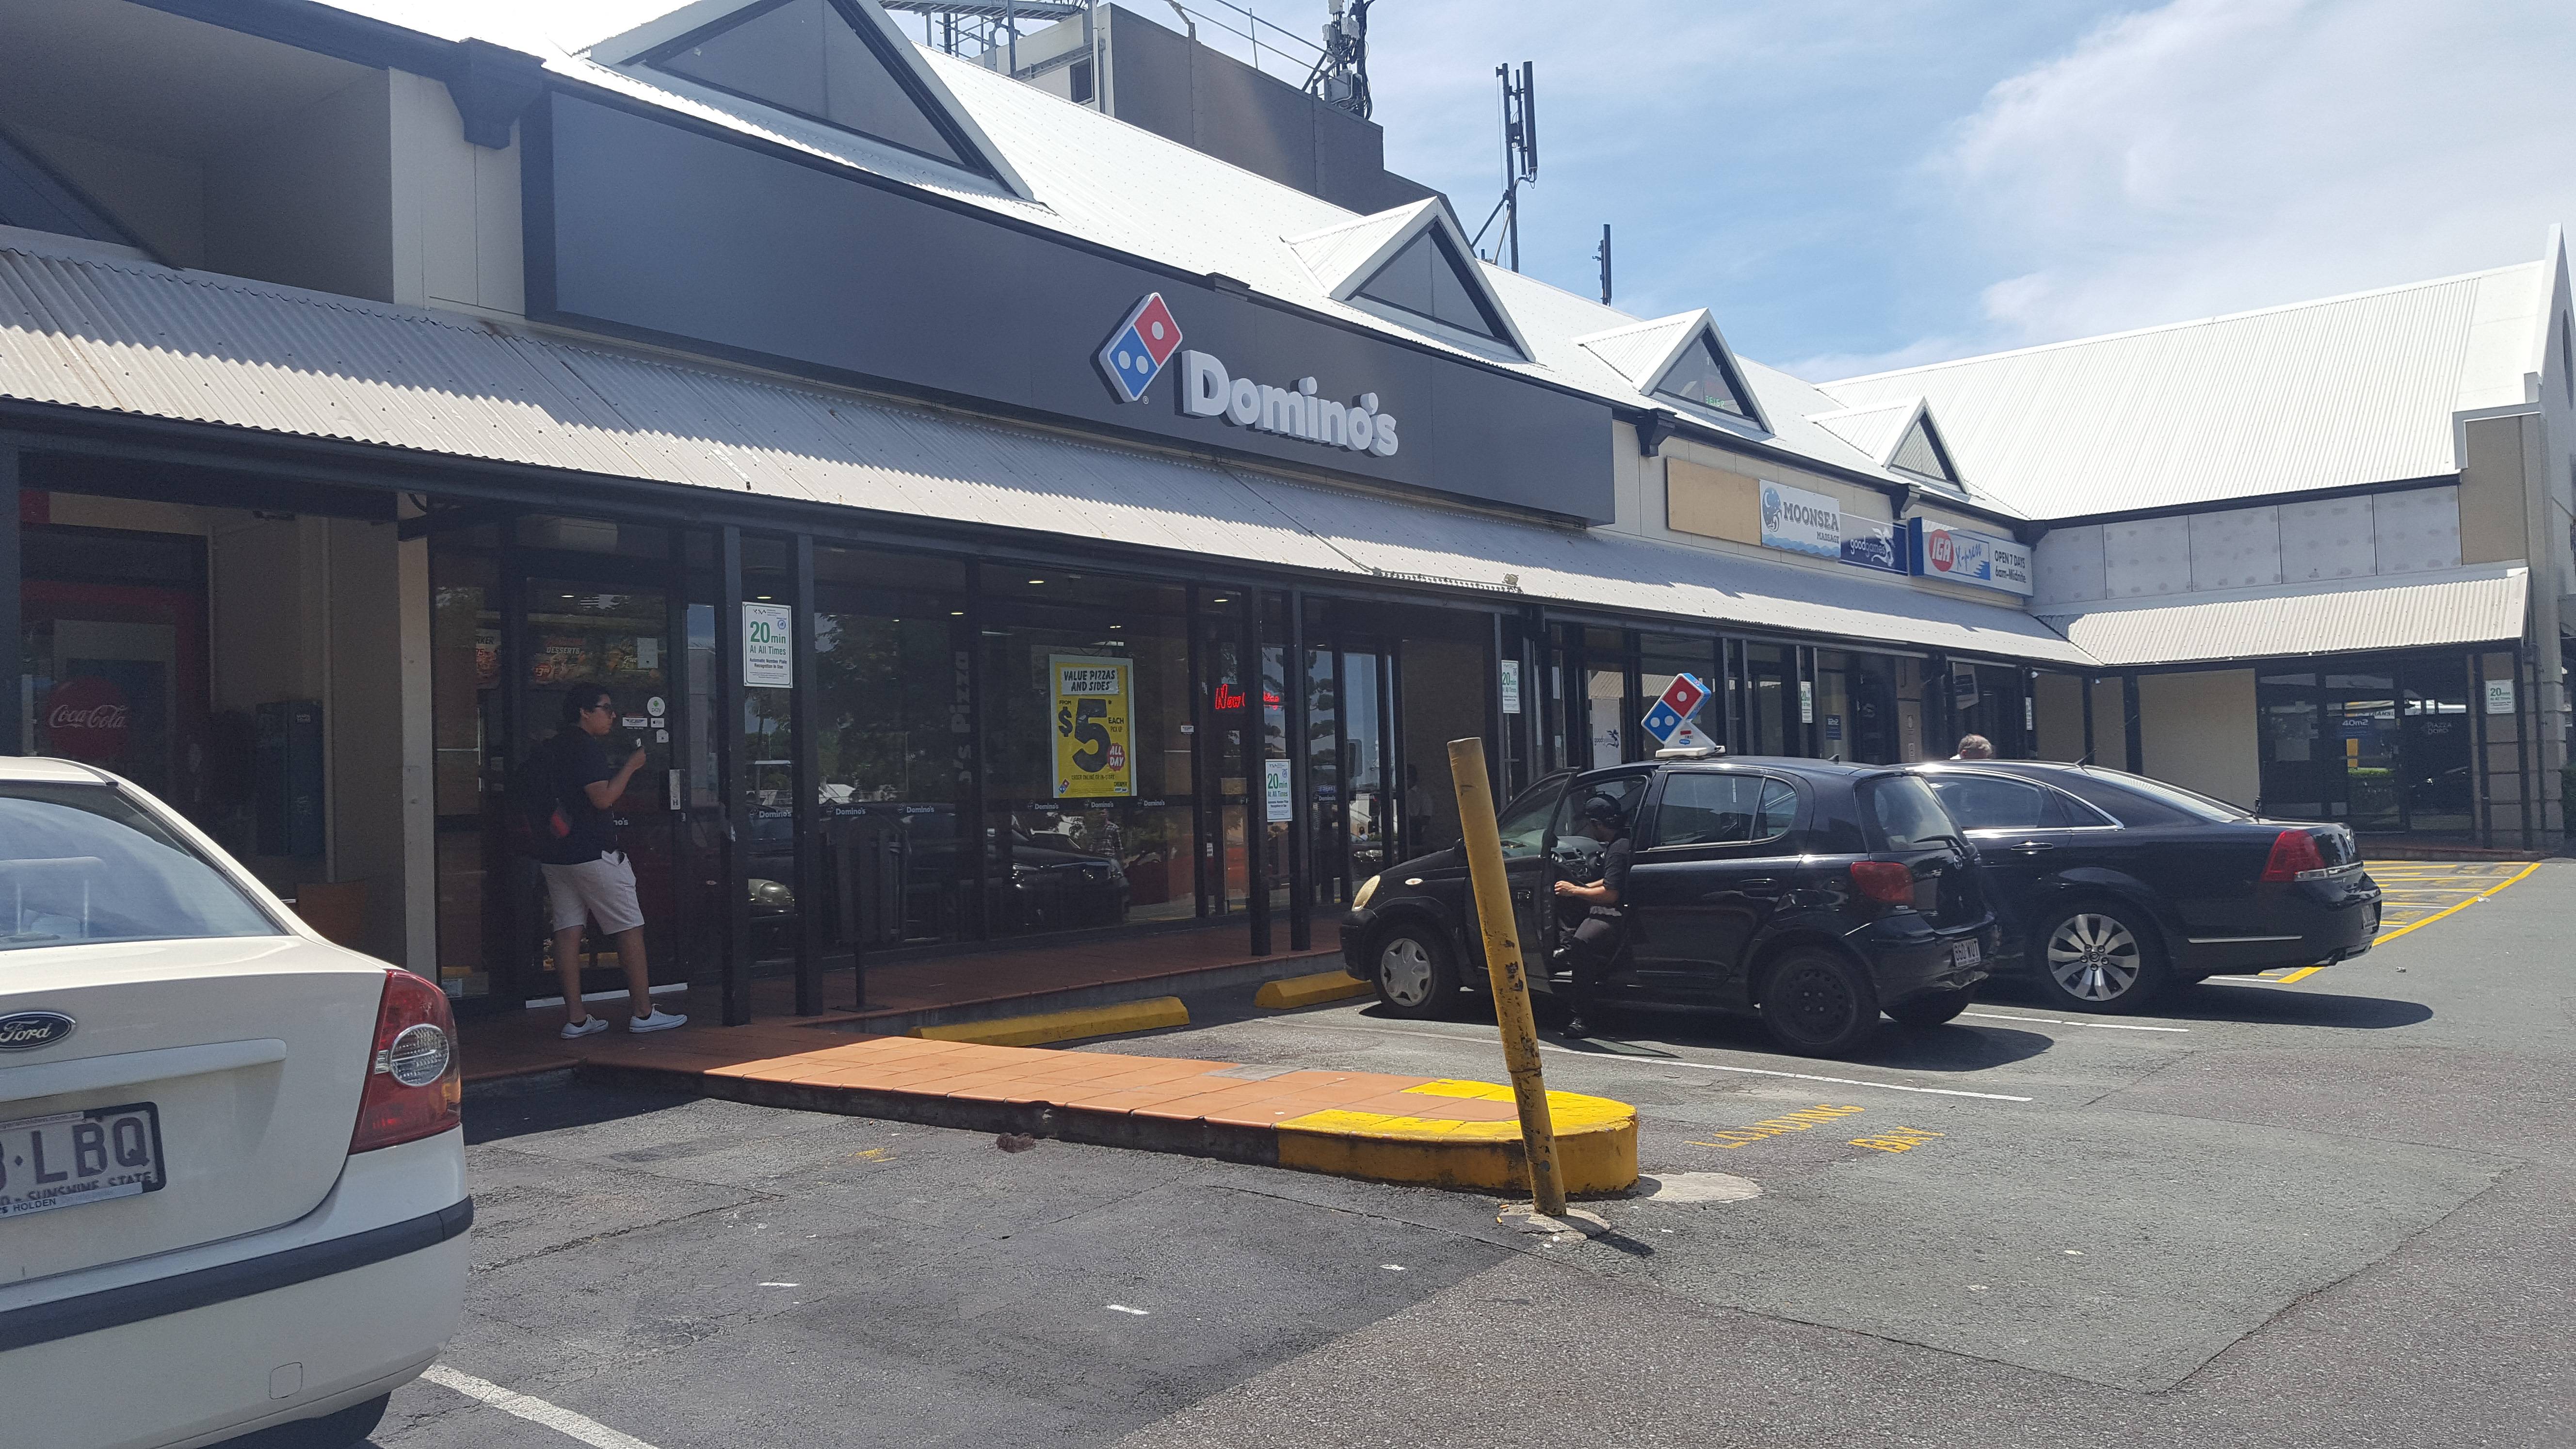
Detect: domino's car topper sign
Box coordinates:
(1640, 673, 1711, 748)
(1098, 293, 1403, 458)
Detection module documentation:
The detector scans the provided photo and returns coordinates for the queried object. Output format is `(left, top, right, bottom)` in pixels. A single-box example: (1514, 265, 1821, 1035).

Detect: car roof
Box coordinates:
(1585, 755, 1884, 780)
(0, 756, 116, 785)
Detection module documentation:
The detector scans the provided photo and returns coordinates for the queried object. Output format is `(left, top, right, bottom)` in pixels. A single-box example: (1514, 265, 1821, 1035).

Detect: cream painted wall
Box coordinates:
(2136, 670, 2259, 809)
(389, 69, 526, 316)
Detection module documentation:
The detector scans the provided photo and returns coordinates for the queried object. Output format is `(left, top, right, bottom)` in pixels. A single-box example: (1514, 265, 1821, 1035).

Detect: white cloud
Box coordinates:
(1870, 0, 2576, 367)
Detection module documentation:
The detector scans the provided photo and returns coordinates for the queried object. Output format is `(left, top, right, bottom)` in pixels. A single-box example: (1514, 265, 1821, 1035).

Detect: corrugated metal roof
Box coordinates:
(1806, 399, 1916, 466)
(281, 0, 1953, 499)
(1819, 260, 2553, 518)
(0, 234, 2082, 661)
(2035, 564, 2527, 666)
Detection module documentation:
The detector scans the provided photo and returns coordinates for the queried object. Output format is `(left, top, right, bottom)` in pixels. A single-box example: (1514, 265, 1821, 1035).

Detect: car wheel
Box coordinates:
(1370, 922, 1460, 1019)
(2032, 903, 2170, 1013)
(1758, 947, 1881, 1056)
(224, 1393, 390, 1449)
(1887, 985, 1976, 1028)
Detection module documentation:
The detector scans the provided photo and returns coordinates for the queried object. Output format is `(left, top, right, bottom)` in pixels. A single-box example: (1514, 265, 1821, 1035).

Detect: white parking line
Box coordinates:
(1274, 1018, 2036, 1102)
(421, 1366, 661, 1449)
(1960, 1010, 2190, 1033)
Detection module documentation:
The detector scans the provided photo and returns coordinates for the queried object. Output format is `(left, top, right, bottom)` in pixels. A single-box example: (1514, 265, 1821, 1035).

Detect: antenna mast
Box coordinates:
(1304, 0, 1373, 118)
(1470, 63, 1537, 272)
(1595, 224, 1611, 305)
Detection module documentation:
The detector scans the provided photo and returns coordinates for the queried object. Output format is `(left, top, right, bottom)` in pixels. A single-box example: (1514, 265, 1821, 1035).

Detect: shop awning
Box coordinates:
(2034, 564, 2528, 667)
(0, 233, 2084, 664)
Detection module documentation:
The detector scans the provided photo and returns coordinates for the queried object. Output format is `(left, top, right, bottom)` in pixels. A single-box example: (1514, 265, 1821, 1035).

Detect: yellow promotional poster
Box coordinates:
(1050, 655, 1134, 799)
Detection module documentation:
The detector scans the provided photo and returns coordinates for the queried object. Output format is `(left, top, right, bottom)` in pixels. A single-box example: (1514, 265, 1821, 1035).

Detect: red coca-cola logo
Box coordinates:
(45, 677, 131, 761)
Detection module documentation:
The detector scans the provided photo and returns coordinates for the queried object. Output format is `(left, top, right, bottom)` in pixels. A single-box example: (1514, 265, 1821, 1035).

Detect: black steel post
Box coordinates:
(2081, 674, 2097, 763)
(1241, 587, 1271, 956)
(2470, 653, 2492, 847)
(1620, 632, 1642, 763)
(1187, 584, 1211, 917)
(1484, 610, 1505, 790)
(717, 526, 751, 1026)
(0, 446, 20, 755)
(790, 534, 821, 1015)
(1286, 588, 1312, 951)
(961, 561, 989, 940)
(2122, 673, 2145, 775)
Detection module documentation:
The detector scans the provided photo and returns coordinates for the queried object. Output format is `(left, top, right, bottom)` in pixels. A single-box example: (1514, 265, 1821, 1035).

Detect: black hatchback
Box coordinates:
(1337, 755, 1998, 1056)
(1915, 760, 2382, 1012)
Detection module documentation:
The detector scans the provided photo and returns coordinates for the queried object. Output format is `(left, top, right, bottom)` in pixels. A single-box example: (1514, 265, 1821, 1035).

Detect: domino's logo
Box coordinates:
(1097, 293, 1183, 403)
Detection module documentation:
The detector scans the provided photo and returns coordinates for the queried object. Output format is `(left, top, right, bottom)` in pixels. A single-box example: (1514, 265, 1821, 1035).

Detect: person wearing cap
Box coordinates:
(1550, 793, 1632, 1039)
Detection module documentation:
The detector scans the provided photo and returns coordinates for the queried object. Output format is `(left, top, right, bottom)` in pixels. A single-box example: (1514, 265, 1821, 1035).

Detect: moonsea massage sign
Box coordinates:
(1051, 655, 1135, 799)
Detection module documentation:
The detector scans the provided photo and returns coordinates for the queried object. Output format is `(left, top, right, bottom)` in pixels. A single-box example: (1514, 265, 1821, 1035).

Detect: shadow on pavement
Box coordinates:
(1970, 975, 2433, 1030)
(1415, 997, 2058, 1075)
(462, 1080, 701, 1145)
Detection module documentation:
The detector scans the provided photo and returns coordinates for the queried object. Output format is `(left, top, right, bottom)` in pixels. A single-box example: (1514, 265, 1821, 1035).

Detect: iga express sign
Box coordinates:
(43, 677, 132, 762)
(1098, 293, 1402, 459)
(1907, 519, 2033, 596)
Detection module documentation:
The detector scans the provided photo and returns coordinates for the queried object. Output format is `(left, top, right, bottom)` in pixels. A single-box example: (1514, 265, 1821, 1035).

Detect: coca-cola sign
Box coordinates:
(45, 677, 131, 762)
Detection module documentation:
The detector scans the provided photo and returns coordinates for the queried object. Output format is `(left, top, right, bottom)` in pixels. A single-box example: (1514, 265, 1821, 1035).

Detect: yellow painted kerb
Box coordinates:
(908, 997, 1188, 1047)
(1274, 1079, 1639, 1195)
(1253, 970, 1376, 1009)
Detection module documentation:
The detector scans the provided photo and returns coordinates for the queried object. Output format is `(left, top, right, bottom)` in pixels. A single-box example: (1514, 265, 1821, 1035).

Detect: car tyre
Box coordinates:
(221, 1393, 390, 1449)
(1370, 921, 1460, 1019)
(1758, 946, 1881, 1056)
(1887, 985, 1976, 1028)
(2031, 902, 2170, 1013)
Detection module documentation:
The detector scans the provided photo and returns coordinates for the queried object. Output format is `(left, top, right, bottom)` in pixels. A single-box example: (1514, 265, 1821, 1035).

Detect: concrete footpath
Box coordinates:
(552, 1021, 1639, 1196)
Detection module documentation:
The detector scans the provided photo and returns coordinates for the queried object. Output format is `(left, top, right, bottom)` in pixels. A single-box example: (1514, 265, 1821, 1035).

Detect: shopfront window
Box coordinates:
(982, 573, 1197, 939)
(1581, 628, 1627, 767)
(811, 546, 972, 950)
(428, 550, 500, 998)
(1742, 643, 1795, 757)
(1815, 651, 1903, 764)
(738, 538, 796, 970)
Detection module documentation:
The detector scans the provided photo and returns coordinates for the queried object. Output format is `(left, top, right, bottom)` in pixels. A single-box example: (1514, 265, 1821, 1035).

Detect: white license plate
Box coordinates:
(1952, 939, 1982, 969)
(0, 1102, 164, 1220)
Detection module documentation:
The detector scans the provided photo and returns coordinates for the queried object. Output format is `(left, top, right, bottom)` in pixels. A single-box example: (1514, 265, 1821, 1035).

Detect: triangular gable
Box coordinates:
(595, 0, 1023, 192)
(1287, 199, 1531, 357)
(1808, 396, 1967, 489)
(1574, 309, 1768, 432)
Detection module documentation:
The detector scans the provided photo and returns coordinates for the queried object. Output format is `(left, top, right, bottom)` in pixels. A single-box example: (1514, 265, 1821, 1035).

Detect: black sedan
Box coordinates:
(1338, 755, 1997, 1056)
(1915, 761, 2382, 1012)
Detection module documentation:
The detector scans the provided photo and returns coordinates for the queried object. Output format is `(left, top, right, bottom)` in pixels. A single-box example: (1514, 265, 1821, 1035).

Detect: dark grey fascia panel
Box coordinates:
(527, 94, 1614, 523)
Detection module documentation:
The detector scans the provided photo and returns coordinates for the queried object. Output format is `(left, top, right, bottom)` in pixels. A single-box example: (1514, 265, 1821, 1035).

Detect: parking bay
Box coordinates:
(1105, 952, 2514, 1394)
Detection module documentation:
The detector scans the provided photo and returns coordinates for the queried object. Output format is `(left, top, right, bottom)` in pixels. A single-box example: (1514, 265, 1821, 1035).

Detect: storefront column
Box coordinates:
(717, 525, 751, 1026)
(790, 535, 823, 1014)
(2470, 654, 2492, 845)
(1285, 587, 1311, 952)
(0, 444, 19, 754)
(1240, 587, 1271, 956)
(1619, 634, 1642, 763)
(2122, 674, 2145, 775)
(396, 524, 437, 974)
(1798, 646, 1820, 757)
(2081, 674, 2098, 762)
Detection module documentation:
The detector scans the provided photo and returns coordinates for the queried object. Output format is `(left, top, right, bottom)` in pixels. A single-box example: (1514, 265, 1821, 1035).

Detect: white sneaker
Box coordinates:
(628, 1008, 688, 1034)
(560, 1015, 609, 1040)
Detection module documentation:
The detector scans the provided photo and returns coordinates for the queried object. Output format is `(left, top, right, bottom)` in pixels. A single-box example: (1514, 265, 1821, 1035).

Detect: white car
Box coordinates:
(0, 757, 467, 1449)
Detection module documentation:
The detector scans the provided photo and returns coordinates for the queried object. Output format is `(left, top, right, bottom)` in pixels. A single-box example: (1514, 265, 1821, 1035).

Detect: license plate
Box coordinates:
(0, 1102, 164, 1220)
(1952, 939, 1982, 969)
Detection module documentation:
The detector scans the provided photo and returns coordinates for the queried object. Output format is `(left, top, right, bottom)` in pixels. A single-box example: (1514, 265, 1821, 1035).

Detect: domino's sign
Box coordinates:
(1096, 294, 1401, 458)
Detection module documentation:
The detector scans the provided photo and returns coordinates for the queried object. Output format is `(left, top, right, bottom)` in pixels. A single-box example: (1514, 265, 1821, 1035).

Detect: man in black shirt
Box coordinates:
(1551, 793, 1631, 1040)
(533, 685, 686, 1039)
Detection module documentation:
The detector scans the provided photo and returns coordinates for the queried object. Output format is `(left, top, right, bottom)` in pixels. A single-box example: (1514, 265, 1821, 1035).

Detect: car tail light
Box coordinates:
(351, 968, 462, 1153)
(2259, 828, 2330, 883)
(1851, 860, 1916, 906)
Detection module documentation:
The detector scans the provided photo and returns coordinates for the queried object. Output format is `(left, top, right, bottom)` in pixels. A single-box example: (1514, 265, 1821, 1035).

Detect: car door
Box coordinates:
(1926, 771, 2125, 942)
(1492, 774, 1568, 977)
(1623, 768, 1803, 1007)
(1535, 772, 1653, 991)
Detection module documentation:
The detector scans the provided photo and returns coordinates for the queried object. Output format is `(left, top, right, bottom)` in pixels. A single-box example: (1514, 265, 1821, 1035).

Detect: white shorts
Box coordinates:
(540, 853, 645, 935)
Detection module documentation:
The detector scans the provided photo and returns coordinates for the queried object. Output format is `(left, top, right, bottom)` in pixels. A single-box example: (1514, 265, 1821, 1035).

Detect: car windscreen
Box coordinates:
(1494, 780, 1563, 859)
(1859, 775, 1962, 852)
(2058, 769, 2250, 825)
(0, 783, 282, 950)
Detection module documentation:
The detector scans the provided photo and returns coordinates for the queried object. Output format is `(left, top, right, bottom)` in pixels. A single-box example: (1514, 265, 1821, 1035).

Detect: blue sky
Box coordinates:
(1190, 0, 2576, 381)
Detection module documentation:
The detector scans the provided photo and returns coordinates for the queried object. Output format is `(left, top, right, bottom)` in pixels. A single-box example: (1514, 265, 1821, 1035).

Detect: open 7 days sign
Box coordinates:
(1096, 293, 1401, 459)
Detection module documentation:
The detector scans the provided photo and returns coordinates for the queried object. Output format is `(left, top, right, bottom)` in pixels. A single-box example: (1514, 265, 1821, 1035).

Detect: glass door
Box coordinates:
(2399, 660, 2472, 833)
(522, 576, 688, 998)
(2322, 673, 2401, 831)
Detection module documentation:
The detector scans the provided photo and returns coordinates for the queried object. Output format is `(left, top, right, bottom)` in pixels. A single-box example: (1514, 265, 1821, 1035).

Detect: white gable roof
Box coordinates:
(1819, 239, 2567, 520)
(1573, 309, 1769, 433)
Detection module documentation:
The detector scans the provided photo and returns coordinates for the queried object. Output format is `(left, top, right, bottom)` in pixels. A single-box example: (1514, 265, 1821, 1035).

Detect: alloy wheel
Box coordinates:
(1378, 936, 1435, 1007)
(2046, 913, 2142, 1002)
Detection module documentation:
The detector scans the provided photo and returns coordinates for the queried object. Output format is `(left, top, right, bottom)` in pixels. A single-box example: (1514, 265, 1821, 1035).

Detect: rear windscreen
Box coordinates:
(1860, 776, 1960, 852)
(2059, 769, 2249, 825)
(0, 784, 281, 950)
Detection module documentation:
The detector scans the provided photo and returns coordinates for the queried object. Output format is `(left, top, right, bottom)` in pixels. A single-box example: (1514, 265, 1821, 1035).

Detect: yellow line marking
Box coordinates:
(907, 997, 1188, 1046)
(2279, 862, 2541, 984)
(2275, 965, 2327, 983)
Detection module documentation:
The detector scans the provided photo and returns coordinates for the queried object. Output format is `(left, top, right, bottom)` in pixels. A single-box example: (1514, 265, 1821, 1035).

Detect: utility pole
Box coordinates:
(1595, 224, 1612, 305)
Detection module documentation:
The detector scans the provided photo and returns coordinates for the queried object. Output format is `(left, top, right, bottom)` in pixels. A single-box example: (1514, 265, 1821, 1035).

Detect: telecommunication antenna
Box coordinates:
(1469, 62, 1537, 272)
(1304, 0, 1373, 118)
(1595, 224, 1612, 305)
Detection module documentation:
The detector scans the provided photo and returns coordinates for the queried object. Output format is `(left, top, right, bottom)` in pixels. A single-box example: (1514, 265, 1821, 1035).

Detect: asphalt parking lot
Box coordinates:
(380, 859, 2576, 1449)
